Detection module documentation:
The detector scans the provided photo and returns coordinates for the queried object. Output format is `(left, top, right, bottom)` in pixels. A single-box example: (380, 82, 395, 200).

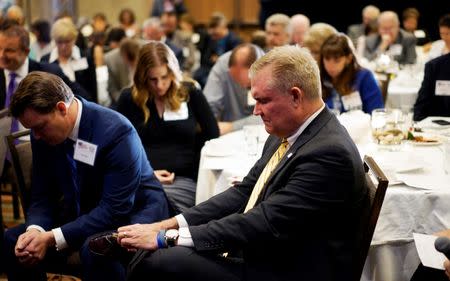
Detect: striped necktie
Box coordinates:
(244, 138, 289, 213)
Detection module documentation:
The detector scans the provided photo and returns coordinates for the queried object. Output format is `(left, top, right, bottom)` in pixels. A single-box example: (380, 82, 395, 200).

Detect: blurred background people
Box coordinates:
(264, 13, 291, 50)
(363, 11, 417, 65)
(303, 22, 338, 62)
(290, 14, 310, 46)
(118, 8, 139, 38)
(29, 19, 53, 61)
(402, 7, 430, 46)
(427, 14, 450, 62)
(347, 5, 380, 48)
(41, 18, 97, 102)
(319, 34, 384, 114)
(203, 43, 265, 135)
(151, 0, 187, 18)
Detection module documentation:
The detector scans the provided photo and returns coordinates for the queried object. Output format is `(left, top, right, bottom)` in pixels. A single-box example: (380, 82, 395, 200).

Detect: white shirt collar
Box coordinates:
(286, 103, 325, 147)
(49, 45, 81, 63)
(68, 97, 82, 141)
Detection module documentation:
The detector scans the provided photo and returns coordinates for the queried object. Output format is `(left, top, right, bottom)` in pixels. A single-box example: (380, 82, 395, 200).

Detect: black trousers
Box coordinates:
(3, 224, 132, 281)
(127, 246, 244, 281)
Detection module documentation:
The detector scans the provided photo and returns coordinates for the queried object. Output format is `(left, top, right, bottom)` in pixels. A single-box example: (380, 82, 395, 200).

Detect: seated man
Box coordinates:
(203, 43, 265, 135)
(116, 45, 368, 281)
(364, 11, 417, 65)
(2, 72, 170, 281)
(413, 53, 450, 121)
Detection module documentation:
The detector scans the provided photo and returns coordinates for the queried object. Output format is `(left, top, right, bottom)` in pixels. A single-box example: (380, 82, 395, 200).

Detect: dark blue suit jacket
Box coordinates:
(0, 59, 91, 109)
(413, 53, 450, 121)
(27, 97, 170, 248)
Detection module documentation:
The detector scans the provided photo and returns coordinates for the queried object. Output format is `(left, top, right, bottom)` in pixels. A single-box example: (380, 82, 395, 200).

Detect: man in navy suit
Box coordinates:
(117, 46, 368, 281)
(413, 53, 450, 121)
(2, 71, 170, 281)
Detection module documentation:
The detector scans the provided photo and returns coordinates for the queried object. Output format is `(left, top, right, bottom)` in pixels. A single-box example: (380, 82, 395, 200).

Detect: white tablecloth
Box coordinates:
(196, 124, 450, 281)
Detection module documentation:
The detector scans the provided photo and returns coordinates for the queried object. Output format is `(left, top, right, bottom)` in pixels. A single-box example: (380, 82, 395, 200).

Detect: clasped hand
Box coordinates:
(15, 229, 54, 266)
(117, 223, 161, 251)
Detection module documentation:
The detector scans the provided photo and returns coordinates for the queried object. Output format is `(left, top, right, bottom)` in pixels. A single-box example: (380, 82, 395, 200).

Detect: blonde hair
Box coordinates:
(132, 41, 187, 123)
(250, 45, 321, 99)
(265, 13, 291, 35)
(303, 23, 338, 54)
(51, 18, 78, 41)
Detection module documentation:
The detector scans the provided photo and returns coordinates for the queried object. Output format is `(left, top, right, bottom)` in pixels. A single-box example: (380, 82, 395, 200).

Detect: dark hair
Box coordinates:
(93, 12, 107, 22)
(439, 14, 450, 28)
(105, 27, 126, 45)
(319, 34, 360, 100)
(402, 8, 420, 21)
(10, 72, 74, 117)
(0, 19, 30, 51)
(119, 8, 136, 25)
(31, 19, 51, 43)
(229, 43, 258, 68)
(208, 12, 227, 29)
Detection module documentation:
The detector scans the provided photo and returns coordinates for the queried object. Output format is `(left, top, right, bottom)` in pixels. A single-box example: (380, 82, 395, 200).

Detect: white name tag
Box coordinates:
(163, 102, 189, 121)
(70, 57, 89, 72)
(436, 80, 450, 96)
(247, 90, 256, 106)
(389, 44, 403, 56)
(341, 91, 363, 111)
(74, 139, 98, 166)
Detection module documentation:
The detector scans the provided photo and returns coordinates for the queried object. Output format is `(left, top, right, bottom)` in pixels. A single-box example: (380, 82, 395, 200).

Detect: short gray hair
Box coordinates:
(249, 45, 321, 99)
(265, 13, 291, 35)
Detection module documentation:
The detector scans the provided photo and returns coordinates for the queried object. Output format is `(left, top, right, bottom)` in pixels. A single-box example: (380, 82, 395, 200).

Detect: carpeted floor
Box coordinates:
(1, 194, 25, 228)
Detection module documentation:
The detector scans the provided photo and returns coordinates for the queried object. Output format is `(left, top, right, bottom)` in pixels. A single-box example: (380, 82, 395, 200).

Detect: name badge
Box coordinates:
(74, 139, 98, 166)
(436, 80, 450, 96)
(70, 57, 89, 72)
(389, 44, 403, 56)
(247, 90, 256, 106)
(341, 91, 363, 111)
(163, 102, 189, 121)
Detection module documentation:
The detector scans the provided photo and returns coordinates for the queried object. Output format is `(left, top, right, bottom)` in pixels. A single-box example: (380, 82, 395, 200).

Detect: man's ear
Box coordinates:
(56, 101, 68, 115)
(290, 86, 303, 107)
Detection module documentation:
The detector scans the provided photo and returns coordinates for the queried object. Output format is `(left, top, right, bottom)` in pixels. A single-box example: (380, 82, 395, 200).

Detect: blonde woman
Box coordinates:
(116, 41, 219, 212)
(41, 18, 97, 102)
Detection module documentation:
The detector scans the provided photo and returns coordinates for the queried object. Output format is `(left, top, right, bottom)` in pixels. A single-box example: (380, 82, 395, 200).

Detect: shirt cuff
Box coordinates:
(177, 227, 194, 247)
(175, 214, 194, 247)
(26, 224, 45, 233)
(52, 228, 69, 251)
(175, 214, 188, 228)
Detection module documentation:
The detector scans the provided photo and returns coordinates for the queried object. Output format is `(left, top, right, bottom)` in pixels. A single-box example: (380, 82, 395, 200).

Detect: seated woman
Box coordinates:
(41, 17, 97, 102)
(319, 33, 384, 114)
(116, 41, 220, 213)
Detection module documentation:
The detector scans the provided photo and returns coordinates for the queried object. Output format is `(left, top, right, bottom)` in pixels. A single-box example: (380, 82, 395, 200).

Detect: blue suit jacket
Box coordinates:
(26, 97, 170, 248)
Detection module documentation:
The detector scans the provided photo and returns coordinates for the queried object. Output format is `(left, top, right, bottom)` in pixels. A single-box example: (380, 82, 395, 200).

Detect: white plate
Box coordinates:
(406, 139, 442, 146)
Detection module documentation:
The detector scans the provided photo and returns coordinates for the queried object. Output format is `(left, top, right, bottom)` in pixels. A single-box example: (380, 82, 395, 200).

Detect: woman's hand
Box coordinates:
(155, 170, 175, 184)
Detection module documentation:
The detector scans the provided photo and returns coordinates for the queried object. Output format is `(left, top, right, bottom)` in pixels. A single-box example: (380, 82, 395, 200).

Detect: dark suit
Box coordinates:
(0, 59, 92, 109)
(41, 51, 98, 103)
(413, 53, 450, 121)
(129, 107, 368, 281)
(3, 98, 170, 281)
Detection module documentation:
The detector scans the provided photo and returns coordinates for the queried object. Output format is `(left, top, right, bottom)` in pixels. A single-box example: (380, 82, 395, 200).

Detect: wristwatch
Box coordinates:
(164, 229, 179, 247)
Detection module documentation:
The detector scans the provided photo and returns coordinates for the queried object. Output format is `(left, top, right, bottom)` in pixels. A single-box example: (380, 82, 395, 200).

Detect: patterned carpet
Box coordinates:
(1, 194, 25, 229)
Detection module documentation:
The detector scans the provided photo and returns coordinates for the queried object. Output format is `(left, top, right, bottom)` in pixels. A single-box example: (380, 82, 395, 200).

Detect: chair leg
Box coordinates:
(11, 183, 20, 219)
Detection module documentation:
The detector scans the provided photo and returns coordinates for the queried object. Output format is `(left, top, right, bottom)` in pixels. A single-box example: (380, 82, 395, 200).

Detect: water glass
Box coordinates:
(243, 125, 259, 156)
(444, 138, 450, 175)
(371, 108, 405, 145)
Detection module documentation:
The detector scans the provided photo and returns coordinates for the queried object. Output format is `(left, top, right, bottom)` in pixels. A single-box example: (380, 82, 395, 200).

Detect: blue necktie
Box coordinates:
(64, 139, 80, 218)
(5, 72, 19, 132)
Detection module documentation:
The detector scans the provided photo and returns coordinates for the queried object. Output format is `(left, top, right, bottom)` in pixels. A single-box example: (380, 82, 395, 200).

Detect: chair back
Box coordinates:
(0, 108, 12, 176)
(354, 155, 389, 281)
(6, 130, 32, 216)
(374, 71, 391, 103)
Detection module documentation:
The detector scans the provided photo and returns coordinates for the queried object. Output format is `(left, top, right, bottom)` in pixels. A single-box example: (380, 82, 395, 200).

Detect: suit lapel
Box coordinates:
(0, 69, 5, 109)
(258, 108, 333, 200)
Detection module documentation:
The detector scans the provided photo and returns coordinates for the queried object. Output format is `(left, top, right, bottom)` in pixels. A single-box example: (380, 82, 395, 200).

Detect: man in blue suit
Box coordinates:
(2, 71, 170, 281)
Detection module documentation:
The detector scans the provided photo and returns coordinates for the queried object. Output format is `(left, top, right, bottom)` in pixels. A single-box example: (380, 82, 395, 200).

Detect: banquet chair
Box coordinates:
(354, 155, 389, 281)
(0, 109, 21, 221)
(374, 71, 392, 103)
(6, 129, 32, 217)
